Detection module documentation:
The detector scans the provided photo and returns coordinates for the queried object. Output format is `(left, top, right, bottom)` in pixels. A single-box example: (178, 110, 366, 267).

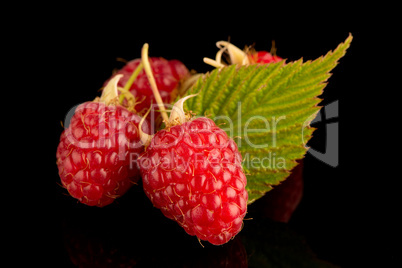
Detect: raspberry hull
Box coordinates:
(56, 101, 147, 207)
(139, 117, 248, 245)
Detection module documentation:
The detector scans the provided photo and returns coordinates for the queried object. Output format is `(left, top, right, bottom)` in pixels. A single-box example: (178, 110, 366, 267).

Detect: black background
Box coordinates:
(20, 5, 398, 267)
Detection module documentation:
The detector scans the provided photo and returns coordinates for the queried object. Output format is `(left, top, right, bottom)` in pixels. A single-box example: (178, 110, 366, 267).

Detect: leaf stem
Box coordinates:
(141, 43, 169, 123)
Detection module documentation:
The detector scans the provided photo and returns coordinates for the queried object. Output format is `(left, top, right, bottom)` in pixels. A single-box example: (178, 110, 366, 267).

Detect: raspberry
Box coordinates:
(106, 57, 190, 115)
(248, 51, 283, 64)
(56, 75, 149, 207)
(136, 44, 247, 245)
(139, 117, 248, 245)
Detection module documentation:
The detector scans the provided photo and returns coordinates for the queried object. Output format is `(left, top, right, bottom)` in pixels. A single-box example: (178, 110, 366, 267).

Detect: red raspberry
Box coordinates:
(56, 76, 149, 207)
(107, 57, 190, 115)
(139, 117, 248, 245)
(249, 51, 283, 64)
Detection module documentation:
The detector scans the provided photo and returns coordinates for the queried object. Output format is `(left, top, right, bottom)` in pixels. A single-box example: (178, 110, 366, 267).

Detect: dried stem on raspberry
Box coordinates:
(141, 43, 169, 123)
(139, 107, 153, 147)
(168, 94, 198, 127)
(203, 57, 225, 69)
(270, 40, 277, 56)
(99, 72, 145, 114)
(217, 41, 249, 65)
(203, 43, 226, 68)
(203, 41, 250, 68)
(99, 74, 123, 105)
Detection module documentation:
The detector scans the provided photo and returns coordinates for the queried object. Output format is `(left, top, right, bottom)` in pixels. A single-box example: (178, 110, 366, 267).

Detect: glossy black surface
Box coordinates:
(57, 186, 336, 268)
(31, 13, 397, 267)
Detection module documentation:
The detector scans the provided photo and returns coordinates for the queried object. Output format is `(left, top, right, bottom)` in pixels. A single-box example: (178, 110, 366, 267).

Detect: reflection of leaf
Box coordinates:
(240, 218, 339, 268)
(183, 34, 352, 204)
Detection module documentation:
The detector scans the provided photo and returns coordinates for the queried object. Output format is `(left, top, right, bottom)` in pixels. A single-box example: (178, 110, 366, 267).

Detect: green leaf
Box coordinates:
(182, 34, 352, 204)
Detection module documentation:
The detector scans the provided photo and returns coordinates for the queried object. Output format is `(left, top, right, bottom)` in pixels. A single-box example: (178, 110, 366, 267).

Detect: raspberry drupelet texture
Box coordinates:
(56, 101, 149, 207)
(107, 57, 190, 114)
(139, 117, 248, 245)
